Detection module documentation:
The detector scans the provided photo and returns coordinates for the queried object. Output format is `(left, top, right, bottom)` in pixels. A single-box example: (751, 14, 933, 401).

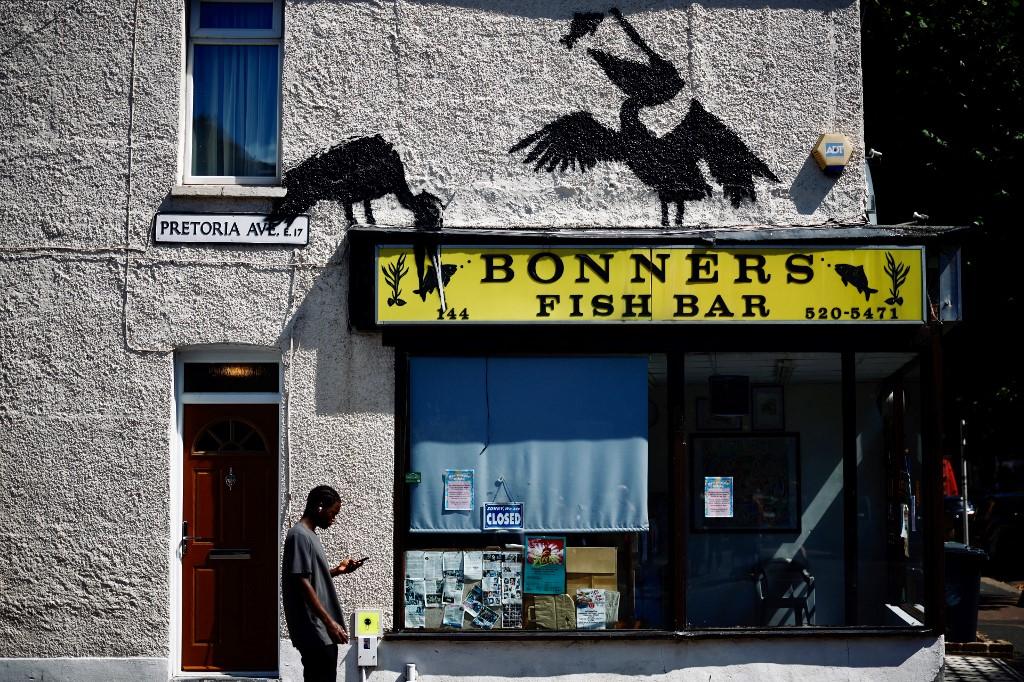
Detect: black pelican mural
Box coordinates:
(510, 8, 779, 226)
(268, 135, 448, 307)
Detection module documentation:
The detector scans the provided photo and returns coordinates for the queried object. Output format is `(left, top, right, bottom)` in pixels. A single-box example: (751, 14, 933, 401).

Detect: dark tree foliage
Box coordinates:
(862, 1, 1024, 485)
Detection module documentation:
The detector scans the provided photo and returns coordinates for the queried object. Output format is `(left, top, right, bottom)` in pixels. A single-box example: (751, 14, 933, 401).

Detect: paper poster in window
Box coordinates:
(575, 588, 607, 630)
(442, 605, 465, 628)
(463, 585, 484, 618)
(425, 582, 443, 609)
(524, 536, 566, 595)
(404, 579, 426, 607)
(405, 551, 425, 580)
(422, 551, 443, 580)
(704, 476, 734, 518)
(502, 603, 523, 629)
(471, 605, 500, 629)
(463, 551, 483, 580)
(444, 469, 474, 511)
(405, 605, 425, 628)
(442, 576, 464, 605)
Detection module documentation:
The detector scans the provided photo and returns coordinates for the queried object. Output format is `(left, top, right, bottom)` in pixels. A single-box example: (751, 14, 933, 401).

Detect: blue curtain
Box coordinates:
(191, 44, 278, 177)
(409, 357, 649, 533)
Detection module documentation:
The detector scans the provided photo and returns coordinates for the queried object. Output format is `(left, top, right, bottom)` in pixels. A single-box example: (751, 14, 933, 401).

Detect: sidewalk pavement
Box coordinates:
(978, 577, 1024, 654)
(945, 655, 1023, 681)
(946, 655, 1019, 679)
(944, 577, 1024, 681)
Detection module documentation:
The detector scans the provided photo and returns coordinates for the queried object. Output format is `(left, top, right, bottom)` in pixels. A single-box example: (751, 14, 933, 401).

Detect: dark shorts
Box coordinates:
(299, 643, 339, 682)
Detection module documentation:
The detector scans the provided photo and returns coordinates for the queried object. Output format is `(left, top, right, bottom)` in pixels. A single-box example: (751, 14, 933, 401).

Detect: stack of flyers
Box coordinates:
(443, 604, 465, 628)
(463, 585, 485, 618)
(471, 605, 500, 630)
(501, 603, 523, 629)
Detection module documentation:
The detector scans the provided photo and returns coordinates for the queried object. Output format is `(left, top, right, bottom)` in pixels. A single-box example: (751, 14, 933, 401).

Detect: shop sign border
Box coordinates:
(373, 244, 927, 325)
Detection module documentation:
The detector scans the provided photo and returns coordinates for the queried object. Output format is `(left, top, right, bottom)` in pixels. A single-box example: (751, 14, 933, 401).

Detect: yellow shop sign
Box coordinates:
(375, 246, 924, 324)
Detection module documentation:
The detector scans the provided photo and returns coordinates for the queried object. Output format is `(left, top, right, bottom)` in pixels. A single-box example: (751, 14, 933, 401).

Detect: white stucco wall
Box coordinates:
(0, 2, 939, 681)
(281, 1, 866, 229)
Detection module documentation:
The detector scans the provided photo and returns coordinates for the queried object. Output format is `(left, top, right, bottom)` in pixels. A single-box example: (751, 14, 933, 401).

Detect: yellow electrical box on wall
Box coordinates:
(812, 133, 853, 175)
(355, 609, 382, 637)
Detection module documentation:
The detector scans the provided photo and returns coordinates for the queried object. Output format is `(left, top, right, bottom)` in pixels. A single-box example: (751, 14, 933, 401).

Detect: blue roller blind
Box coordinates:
(409, 357, 649, 533)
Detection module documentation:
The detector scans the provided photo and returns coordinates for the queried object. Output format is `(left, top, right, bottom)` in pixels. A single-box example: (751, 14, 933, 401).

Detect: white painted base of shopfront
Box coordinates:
(0, 637, 943, 682)
(280, 636, 944, 682)
(0, 657, 168, 681)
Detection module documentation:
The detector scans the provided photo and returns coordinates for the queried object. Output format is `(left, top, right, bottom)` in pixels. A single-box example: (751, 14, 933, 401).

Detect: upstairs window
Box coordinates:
(185, 0, 282, 183)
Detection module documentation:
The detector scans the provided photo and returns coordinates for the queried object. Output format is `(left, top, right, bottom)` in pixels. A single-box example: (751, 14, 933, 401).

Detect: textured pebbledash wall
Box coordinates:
(0, 2, 930, 681)
(281, 1, 866, 230)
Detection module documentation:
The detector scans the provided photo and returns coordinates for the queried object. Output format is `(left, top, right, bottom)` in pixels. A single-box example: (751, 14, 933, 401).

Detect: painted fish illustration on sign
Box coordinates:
(833, 264, 879, 301)
(414, 264, 458, 301)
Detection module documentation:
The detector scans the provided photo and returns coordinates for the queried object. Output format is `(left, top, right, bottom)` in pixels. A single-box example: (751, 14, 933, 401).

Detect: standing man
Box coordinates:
(283, 485, 367, 682)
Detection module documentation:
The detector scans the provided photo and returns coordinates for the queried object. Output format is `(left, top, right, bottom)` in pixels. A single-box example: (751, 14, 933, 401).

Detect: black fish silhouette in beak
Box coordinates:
(414, 264, 459, 301)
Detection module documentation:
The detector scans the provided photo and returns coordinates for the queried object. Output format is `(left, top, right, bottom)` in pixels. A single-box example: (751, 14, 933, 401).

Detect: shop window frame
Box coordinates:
(387, 329, 943, 640)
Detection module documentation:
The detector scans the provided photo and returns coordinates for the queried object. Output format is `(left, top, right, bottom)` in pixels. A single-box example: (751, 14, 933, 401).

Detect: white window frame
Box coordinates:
(183, 0, 283, 185)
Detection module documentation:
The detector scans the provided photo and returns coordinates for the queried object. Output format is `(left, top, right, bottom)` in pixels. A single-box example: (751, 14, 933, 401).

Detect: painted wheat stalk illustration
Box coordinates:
(883, 252, 909, 306)
(383, 253, 408, 307)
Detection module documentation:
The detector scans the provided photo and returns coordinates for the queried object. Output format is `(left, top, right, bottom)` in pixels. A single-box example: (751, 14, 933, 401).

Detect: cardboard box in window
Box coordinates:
(565, 547, 617, 592)
(524, 594, 576, 630)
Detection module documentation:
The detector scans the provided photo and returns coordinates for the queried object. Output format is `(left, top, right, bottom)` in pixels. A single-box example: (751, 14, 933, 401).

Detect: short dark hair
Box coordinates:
(303, 485, 341, 517)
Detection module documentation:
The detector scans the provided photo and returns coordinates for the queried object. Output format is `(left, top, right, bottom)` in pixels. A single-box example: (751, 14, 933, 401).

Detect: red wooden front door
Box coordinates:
(181, 404, 278, 671)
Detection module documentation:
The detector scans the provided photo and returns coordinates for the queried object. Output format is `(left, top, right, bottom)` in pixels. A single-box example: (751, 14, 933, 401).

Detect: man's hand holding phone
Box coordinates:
(332, 556, 370, 577)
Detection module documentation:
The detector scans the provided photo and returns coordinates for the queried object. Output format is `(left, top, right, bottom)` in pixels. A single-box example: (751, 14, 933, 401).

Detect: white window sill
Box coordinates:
(171, 185, 287, 198)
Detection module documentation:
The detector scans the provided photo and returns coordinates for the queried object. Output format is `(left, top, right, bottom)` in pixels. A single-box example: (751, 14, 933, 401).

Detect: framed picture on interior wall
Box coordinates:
(690, 434, 801, 532)
(696, 398, 742, 431)
(751, 385, 785, 431)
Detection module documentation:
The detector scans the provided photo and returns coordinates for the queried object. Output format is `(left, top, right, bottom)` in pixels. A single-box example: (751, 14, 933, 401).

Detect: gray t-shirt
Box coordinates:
(282, 523, 345, 650)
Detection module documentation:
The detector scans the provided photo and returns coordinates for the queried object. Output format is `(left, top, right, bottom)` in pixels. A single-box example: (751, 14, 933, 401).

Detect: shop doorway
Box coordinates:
(180, 403, 278, 671)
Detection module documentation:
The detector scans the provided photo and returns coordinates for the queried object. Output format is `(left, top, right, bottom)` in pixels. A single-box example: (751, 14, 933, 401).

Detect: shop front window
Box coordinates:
(685, 352, 845, 627)
(398, 350, 932, 632)
(402, 355, 671, 630)
(855, 352, 926, 626)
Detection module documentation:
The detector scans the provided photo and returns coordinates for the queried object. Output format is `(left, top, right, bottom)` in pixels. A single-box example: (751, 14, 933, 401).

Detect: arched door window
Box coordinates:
(192, 418, 268, 455)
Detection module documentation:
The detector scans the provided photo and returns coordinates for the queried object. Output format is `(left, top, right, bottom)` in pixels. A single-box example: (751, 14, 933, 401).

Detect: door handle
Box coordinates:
(181, 520, 192, 557)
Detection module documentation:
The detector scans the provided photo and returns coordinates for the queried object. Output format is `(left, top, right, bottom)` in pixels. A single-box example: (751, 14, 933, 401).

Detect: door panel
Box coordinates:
(182, 404, 278, 671)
